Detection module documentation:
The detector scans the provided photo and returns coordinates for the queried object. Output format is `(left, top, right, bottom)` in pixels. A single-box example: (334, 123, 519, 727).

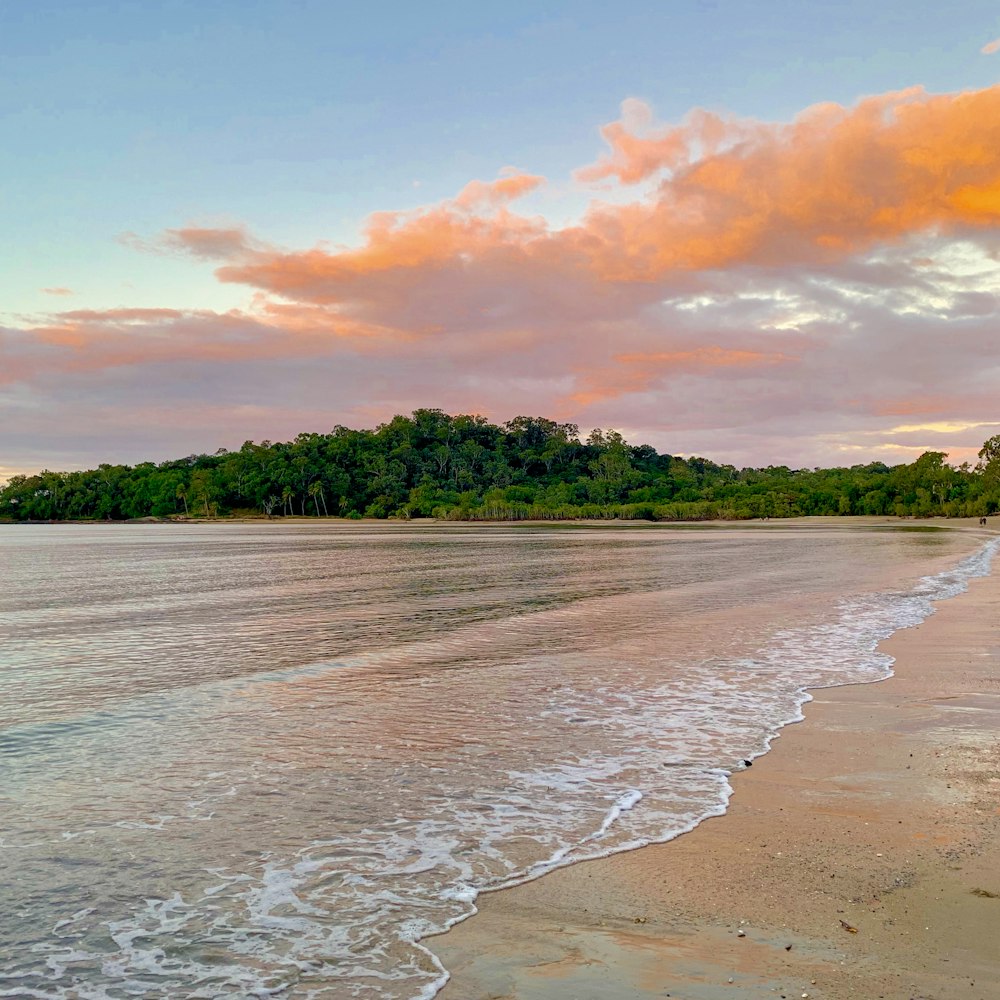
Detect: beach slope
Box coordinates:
(432, 552, 1000, 1000)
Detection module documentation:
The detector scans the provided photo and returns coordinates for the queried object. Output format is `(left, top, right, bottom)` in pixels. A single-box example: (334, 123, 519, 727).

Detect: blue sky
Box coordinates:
(5, 0, 997, 312)
(2, 1, 1000, 476)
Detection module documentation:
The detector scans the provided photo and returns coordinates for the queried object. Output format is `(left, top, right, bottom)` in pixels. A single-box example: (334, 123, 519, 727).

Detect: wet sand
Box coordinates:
(431, 529, 1000, 1000)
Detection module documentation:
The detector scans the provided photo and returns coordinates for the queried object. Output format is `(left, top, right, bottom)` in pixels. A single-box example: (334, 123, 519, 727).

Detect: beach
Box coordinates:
(3, 520, 996, 998)
(432, 528, 1000, 1000)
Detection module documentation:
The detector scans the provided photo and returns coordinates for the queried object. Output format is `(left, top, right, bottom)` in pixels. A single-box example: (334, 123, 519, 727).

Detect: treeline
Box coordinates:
(3, 410, 1000, 522)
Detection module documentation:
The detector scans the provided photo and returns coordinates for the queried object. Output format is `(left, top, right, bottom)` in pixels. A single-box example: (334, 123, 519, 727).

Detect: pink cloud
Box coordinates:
(1, 308, 336, 386)
(119, 225, 260, 260)
(575, 98, 743, 184)
(162, 226, 257, 260)
(10, 87, 1000, 472)
(568, 347, 798, 407)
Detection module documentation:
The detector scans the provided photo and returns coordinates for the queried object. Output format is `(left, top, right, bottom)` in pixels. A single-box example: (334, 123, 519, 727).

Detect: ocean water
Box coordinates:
(1, 521, 995, 999)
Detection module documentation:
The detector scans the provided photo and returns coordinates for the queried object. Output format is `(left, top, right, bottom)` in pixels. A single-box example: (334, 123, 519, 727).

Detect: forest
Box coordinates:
(2, 410, 999, 522)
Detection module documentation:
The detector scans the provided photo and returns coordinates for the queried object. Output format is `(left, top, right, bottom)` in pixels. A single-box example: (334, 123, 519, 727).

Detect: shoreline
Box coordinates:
(0, 515, 987, 529)
(431, 529, 1000, 1000)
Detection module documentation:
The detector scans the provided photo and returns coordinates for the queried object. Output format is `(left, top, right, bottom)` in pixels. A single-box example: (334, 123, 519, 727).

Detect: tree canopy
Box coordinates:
(2, 410, 998, 522)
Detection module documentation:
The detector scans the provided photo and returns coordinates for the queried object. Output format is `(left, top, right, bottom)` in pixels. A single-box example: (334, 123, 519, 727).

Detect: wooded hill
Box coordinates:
(3, 411, 999, 522)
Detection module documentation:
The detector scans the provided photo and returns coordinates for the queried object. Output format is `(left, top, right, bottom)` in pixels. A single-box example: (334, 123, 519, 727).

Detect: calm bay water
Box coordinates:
(1, 521, 995, 999)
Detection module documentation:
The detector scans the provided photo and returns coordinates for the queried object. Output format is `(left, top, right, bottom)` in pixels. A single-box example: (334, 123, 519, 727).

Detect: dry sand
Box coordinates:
(431, 529, 1000, 1000)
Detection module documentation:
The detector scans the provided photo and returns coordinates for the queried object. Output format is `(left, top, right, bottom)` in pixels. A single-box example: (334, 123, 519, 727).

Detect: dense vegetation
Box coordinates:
(2, 411, 999, 522)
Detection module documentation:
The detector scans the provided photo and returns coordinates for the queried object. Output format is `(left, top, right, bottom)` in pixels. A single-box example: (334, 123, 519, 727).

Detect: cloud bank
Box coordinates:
(6, 84, 1000, 474)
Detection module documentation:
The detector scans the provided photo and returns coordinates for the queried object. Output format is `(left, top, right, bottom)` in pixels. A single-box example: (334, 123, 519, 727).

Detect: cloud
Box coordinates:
(452, 168, 545, 210)
(575, 85, 1000, 276)
(10, 87, 1000, 472)
(575, 99, 742, 184)
(209, 86, 1000, 316)
(162, 226, 258, 260)
(982, 37, 1000, 55)
(119, 225, 260, 260)
(40, 287, 74, 297)
(568, 347, 798, 407)
(0, 308, 331, 387)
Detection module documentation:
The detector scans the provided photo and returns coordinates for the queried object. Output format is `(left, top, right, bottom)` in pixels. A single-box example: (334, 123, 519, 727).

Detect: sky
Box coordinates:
(3, 0, 1000, 480)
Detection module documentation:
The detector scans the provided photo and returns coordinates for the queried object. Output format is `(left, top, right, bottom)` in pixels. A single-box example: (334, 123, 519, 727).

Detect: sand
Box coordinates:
(430, 528, 1000, 1000)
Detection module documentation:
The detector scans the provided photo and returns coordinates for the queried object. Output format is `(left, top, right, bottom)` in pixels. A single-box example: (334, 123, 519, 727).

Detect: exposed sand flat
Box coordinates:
(431, 530, 1000, 1000)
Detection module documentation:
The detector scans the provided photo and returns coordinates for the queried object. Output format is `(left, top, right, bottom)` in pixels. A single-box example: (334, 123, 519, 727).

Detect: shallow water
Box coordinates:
(1, 521, 994, 999)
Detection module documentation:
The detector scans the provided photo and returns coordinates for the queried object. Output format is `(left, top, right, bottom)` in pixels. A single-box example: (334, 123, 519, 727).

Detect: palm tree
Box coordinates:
(281, 486, 293, 516)
(308, 481, 322, 517)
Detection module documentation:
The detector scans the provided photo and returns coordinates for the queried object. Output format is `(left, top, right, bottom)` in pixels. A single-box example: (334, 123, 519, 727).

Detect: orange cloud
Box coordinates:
(57, 308, 185, 323)
(982, 37, 1000, 55)
(874, 395, 981, 418)
(214, 200, 548, 309)
(11, 86, 1000, 476)
(40, 287, 74, 297)
(453, 168, 545, 210)
(201, 85, 1000, 309)
(576, 85, 1000, 278)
